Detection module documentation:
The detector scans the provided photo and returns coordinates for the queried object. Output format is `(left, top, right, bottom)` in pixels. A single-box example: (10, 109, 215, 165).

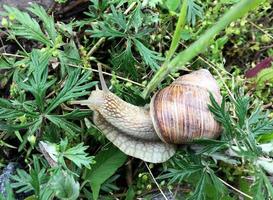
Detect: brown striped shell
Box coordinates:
(150, 69, 222, 144)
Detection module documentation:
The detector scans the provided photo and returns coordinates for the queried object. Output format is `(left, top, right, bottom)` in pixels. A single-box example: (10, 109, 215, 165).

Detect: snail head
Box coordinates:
(70, 64, 109, 110)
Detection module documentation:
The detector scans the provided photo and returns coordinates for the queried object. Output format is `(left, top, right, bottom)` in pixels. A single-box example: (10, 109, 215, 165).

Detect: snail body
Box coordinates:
(72, 68, 222, 163)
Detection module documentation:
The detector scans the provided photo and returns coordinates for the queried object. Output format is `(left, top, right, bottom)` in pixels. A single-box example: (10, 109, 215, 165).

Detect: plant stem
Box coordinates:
(87, 37, 106, 57)
(165, 0, 187, 61)
(142, 0, 265, 98)
(145, 162, 168, 200)
(218, 177, 253, 199)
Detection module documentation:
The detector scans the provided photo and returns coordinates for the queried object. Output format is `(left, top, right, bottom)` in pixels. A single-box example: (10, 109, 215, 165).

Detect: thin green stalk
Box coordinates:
(142, 0, 265, 98)
(165, 0, 188, 61)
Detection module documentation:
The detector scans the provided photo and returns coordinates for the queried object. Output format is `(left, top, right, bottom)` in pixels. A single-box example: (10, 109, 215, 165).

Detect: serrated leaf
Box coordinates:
(188, 173, 206, 200)
(45, 115, 81, 136)
(27, 4, 57, 42)
(45, 69, 97, 113)
(14, 50, 54, 111)
(208, 94, 234, 139)
(261, 171, 273, 198)
(129, 5, 143, 32)
(207, 170, 226, 197)
(3, 5, 51, 46)
(133, 38, 163, 70)
(0, 57, 15, 69)
(187, 0, 204, 26)
(63, 142, 94, 169)
(112, 40, 138, 78)
(89, 22, 125, 38)
(58, 40, 81, 77)
(252, 174, 265, 200)
(11, 156, 50, 197)
(233, 94, 249, 128)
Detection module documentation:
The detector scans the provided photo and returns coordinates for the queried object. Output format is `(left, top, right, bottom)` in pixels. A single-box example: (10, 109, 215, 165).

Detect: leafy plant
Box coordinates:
(2, 4, 83, 76)
(57, 138, 95, 169)
(3, 4, 57, 47)
(50, 169, 80, 200)
(0, 49, 96, 151)
(163, 0, 204, 26)
(11, 156, 54, 199)
(0, 0, 272, 199)
(11, 156, 82, 200)
(87, 4, 163, 74)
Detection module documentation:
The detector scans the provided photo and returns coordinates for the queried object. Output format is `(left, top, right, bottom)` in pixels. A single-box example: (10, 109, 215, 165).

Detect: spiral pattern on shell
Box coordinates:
(150, 69, 222, 144)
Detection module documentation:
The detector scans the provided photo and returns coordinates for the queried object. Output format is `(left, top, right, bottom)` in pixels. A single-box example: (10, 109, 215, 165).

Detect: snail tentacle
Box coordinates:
(98, 64, 109, 92)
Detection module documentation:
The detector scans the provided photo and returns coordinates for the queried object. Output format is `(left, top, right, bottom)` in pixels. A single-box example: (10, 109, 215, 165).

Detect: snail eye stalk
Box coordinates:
(98, 63, 109, 92)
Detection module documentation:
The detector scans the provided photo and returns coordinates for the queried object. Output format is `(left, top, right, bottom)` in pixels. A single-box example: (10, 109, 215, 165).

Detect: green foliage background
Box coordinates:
(0, 0, 272, 199)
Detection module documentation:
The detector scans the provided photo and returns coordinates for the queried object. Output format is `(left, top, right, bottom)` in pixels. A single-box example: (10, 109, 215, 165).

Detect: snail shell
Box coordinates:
(151, 69, 222, 144)
(72, 68, 222, 163)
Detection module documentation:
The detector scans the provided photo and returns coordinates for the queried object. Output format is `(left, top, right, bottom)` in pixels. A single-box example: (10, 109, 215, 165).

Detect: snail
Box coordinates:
(72, 67, 222, 163)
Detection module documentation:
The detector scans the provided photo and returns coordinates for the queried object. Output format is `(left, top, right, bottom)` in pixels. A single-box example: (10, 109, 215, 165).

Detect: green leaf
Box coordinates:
(253, 170, 273, 199)
(129, 5, 143, 32)
(193, 139, 229, 154)
(14, 50, 54, 111)
(90, 24, 125, 38)
(208, 94, 234, 139)
(27, 4, 58, 42)
(261, 171, 273, 198)
(112, 40, 137, 78)
(133, 38, 163, 71)
(0, 121, 34, 131)
(248, 106, 273, 136)
(159, 153, 203, 184)
(89, 14, 125, 39)
(255, 67, 273, 88)
(45, 69, 97, 113)
(165, 0, 180, 11)
(0, 106, 25, 119)
(45, 115, 82, 136)
(125, 186, 135, 200)
(0, 57, 15, 69)
(234, 94, 249, 128)
(62, 142, 95, 169)
(58, 40, 81, 77)
(109, 5, 127, 30)
(3, 5, 52, 46)
(207, 170, 226, 197)
(51, 170, 79, 200)
(11, 156, 50, 197)
(84, 146, 127, 200)
(187, 0, 204, 26)
(0, 183, 15, 200)
(252, 174, 265, 200)
(60, 109, 92, 119)
(188, 172, 206, 200)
